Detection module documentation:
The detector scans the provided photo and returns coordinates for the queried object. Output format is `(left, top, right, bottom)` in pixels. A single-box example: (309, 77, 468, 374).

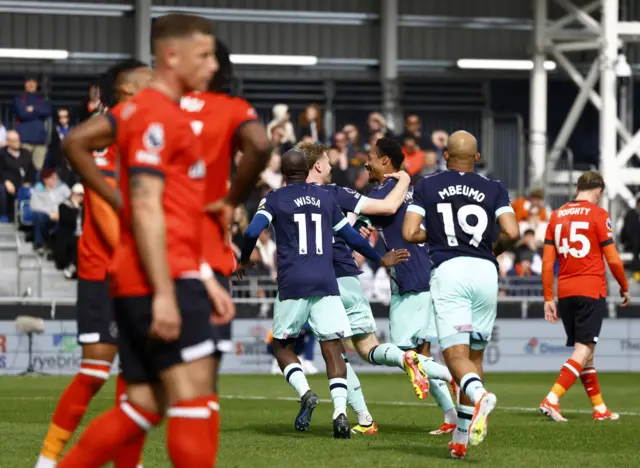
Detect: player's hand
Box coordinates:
(207, 278, 236, 326)
(236, 261, 252, 281)
(204, 198, 234, 245)
(620, 290, 631, 307)
(544, 300, 558, 324)
(380, 249, 411, 267)
(26, 105, 34, 112)
(383, 170, 410, 183)
(359, 225, 374, 239)
(4, 180, 15, 195)
(149, 292, 181, 342)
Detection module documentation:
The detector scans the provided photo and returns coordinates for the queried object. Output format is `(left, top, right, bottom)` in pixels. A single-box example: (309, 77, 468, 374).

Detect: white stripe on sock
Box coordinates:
(563, 362, 580, 377)
(120, 401, 152, 430)
(167, 406, 211, 419)
(79, 368, 110, 380)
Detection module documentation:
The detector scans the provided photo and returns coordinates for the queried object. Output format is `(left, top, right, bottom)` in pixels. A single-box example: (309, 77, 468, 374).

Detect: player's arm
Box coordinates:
(238, 212, 270, 278)
(200, 262, 235, 325)
(88, 185, 119, 250)
(228, 121, 271, 206)
(595, 212, 631, 306)
(62, 114, 120, 210)
(359, 171, 411, 216)
(402, 180, 427, 243)
(493, 187, 519, 256)
(541, 220, 559, 323)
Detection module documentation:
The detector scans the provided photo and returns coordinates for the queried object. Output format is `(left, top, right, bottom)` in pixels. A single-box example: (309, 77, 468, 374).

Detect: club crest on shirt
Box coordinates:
(606, 218, 612, 231)
(143, 123, 165, 152)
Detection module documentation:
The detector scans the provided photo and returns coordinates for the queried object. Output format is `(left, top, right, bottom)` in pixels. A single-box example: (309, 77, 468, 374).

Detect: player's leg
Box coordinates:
(309, 295, 353, 439)
(418, 342, 457, 435)
(272, 295, 318, 431)
(388, 292, 431, 399)
(58, 296, 165, 468)
(580, 354, 619, 421)
(211, 272, 234, 393)
(37, 279, 118, 467)
(340, 340, 377, 435)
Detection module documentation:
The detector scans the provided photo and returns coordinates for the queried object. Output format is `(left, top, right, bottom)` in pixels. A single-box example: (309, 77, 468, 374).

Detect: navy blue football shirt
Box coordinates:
(408, 170, 514, 268)
(358, 178, 431, 296)
(255, 183, 349, 300)
(314, 183, 368, 278)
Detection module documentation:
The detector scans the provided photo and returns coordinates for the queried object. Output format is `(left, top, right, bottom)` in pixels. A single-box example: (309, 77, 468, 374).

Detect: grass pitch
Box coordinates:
(0, 373, 637, 467)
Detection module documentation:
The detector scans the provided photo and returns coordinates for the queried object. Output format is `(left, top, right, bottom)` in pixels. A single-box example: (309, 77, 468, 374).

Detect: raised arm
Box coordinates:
(62, 114, 119, 209)
(359, 171, 411, 216)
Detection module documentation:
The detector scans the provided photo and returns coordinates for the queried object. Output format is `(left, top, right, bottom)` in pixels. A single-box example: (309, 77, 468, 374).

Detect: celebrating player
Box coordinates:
(239, 148, 407, 439)
(357, 138, 459, 435)
(540, 171, 629, 422)
(301, 142, 432, 435)
(181, 38, 271, 392)
(403, 130, 519, 459)
(58, 14, 220, 467)
(35, 59, 152, 468)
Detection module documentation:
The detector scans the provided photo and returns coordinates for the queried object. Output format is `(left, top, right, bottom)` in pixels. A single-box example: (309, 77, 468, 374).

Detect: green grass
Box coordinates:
(0, 373, 637, 467)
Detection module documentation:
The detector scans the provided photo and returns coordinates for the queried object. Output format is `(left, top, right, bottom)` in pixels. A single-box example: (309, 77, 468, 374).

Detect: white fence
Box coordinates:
(0, 318, 639, 375)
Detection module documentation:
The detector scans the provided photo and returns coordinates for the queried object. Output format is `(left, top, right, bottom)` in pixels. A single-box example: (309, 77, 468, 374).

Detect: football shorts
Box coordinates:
(76, 277, 118, 346)
(337, 275, 376, 336)
(558, 295, 606, 346)
(389, 291, 432, 350)
(273, 294, 352, 342)
(430, 256, 498, 351)
(114, 279, 215, 383)
(212, 271, 233, 354)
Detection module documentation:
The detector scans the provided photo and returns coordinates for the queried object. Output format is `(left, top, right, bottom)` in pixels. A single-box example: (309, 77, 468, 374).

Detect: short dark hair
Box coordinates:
(151, 13, 214, 54)
(577, 170, 605, 192)
(403, 134, 418, 144)
(298, 142, 330, 168)
(99, 59, 148, 107)
(376, 137, 404, 170)
(209, 38, 233, 93)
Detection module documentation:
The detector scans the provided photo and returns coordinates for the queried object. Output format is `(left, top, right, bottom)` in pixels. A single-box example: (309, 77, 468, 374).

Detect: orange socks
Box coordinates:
(58, 400, 161, 468)
(547, 358, 582, 404)
(113, 373, 146, 468)
(167, 395, 219, 467)
(580, 367, 606, 412)
(39, 360, 110, 462)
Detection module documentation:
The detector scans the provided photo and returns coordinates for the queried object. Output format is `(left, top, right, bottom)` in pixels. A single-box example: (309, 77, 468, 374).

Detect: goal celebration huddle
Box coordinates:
(31, 12, 630, 468)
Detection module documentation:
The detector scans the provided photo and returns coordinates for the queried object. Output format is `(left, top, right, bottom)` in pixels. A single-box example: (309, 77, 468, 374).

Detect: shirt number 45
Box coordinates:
(554, 221, 590, 258)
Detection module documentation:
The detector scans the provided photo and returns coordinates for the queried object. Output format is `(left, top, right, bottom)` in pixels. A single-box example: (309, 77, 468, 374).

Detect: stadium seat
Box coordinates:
(15, 187, 34, 227)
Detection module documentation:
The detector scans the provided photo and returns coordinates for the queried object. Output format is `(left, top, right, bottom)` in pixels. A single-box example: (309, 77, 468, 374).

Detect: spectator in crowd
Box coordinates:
(255, 228, 277, 281)
(518, 205, 548, 247)
(431, 129, 448, 171)
(260, 153, 283, 191)
(30, 169, 71, 254)
(0, 130, 36, 222)
(402, 135, 426, 180)
(54, 183, 84, 278)
(513, 229, 542, 275)
(45, 108, 76, 172)
(403, 114, 424, 146)
(497, 251, 515, 277)
(78, 84, 107, 122)
(269, 124, 293, 156)
(621, 195, 640, 282)
(512, 188, 549, 223)
(343, 124, 361, 154)
(297, 103, 324, 143)
(266, 104, 296, 145)
(12, 76, 52, 170)
(328, 131, 352, 187)
(364, 130, 384, 154)
(367, 112, 394, 140)
(0, 120, 6, 146)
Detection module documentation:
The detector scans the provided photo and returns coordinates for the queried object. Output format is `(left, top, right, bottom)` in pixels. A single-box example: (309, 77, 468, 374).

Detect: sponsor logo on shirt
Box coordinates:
(135, 150, 160, 166)
(180, 96, 205, 113)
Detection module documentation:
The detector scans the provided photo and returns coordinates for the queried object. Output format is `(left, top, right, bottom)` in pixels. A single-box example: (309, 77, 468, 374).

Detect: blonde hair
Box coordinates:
(297, 142, 330, 168)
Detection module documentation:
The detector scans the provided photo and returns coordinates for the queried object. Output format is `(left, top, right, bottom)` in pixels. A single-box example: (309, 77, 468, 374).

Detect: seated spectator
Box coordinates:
(12, 76, 52, 170)
(0, 130, 36, 222)
(328, 131, 352, 187)
(30, 169, 71, 254)
(513, 229, 543, 275)
(621, 195, 640, 282)
(79, 84, 107, 122)
(260, 153, 283, 191)
(518, 205, 548, 248)
(297, 103, 324, 143)
(506, 249, 540, 296)
(512, 188, 549, 223)
(431, 129, 449, 171)
(54, 184, 84, 278)
(266, 104, 296, 146)
(46, 108, 79, 188)
(402, 135, 426, 179)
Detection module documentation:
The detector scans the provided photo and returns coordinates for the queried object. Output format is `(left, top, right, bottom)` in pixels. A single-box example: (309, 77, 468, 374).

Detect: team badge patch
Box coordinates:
(606, 218, 612, 231)
(143, 123, 165, 151)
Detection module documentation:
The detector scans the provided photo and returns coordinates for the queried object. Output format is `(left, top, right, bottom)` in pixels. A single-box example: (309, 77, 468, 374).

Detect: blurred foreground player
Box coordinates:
(540, 171, 629, 422)
(239, 148, 407, 438)
(181, 38, 271, 389)
(403, 130, 519, 459)
(58, 14, 221, 467)
(35, 59, 151, 468)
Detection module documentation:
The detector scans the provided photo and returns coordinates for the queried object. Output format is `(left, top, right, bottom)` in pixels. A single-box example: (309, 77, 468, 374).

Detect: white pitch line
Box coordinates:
(1, 394, 638, 417)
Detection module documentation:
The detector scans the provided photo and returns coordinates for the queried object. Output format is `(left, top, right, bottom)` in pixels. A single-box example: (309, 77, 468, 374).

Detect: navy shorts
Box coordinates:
(114, 279, 215, 384)
(76, 277, 118, 346)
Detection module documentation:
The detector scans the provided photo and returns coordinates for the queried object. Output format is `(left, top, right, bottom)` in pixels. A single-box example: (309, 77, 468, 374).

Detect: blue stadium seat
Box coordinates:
(18, 200, 33, 226)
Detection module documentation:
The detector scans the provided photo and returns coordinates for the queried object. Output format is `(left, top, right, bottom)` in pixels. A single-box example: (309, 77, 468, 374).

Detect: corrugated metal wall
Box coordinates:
(153, 0, 377, 12)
